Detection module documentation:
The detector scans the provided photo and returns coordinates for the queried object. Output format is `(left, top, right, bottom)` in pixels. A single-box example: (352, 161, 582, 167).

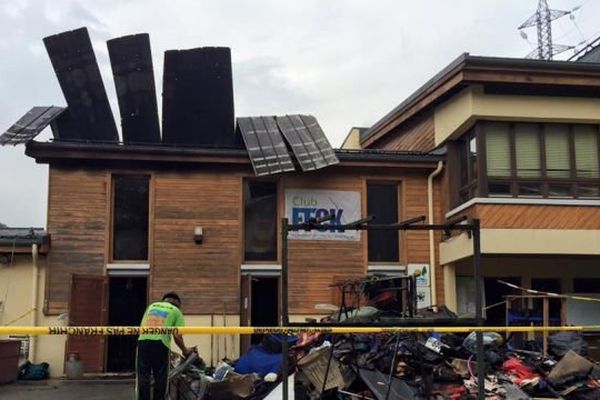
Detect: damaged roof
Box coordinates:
(25, 140, 443, 168)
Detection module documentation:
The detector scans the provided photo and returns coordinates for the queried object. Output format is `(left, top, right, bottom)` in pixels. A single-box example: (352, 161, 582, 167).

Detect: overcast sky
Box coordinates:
(1, 0, 599, 227)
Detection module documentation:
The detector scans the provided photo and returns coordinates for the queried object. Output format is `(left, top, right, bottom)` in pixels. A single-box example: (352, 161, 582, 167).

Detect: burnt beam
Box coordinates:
(162, 47, 236, 147)
(43, 27, 118, 142)
(107, 33, 161, 144)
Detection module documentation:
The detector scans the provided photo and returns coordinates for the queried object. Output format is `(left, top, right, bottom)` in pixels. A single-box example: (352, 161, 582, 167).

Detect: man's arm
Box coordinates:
(173, 333, 191, 356)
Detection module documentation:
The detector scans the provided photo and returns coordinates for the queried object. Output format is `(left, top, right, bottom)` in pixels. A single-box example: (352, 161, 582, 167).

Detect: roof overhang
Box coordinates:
(0, 228, 50, 254)
(362, 53, 600, 148)
(25, 141, 444, 170)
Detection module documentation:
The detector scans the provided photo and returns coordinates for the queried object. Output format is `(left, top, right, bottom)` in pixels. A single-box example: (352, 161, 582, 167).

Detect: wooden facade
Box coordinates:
(39, 156, 443, 317)
(369, 112, 436, 152)
(46, 168, 108, 314)
(449, 203, 600, 230)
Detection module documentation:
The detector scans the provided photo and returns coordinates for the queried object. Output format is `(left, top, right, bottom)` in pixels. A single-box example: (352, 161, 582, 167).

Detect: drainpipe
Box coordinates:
(30, 243, 39, 362)
(427, 161, 444, 307)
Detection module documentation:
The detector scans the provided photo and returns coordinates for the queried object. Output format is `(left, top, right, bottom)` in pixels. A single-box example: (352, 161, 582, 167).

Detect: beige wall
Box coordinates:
(180, 315, 240, 366)
(441, 229, 600, 265)
(442, 255, 600, 313)
(174, 314, 328, 366)
(340, 128, 362, 149)
(434, 85, 600, 145)
(0, 251, 66, 377)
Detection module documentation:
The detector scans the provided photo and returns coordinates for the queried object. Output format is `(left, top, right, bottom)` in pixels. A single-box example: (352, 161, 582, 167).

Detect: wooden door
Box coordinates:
(66, 274, 108, 373)
(240, 274, 252, 354)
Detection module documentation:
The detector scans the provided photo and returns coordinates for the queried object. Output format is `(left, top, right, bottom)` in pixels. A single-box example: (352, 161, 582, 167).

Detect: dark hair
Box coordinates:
(162, 291, 181, 303)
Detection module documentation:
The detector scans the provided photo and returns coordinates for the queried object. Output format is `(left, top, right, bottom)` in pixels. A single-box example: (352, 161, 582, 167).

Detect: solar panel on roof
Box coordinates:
(276, 115, 338, 171)
(0, 106, 65, 146)
(238, 116, 295, 176)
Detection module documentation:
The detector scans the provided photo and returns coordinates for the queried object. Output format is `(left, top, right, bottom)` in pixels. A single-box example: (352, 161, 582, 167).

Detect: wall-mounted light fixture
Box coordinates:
(194, 227, 204, 244)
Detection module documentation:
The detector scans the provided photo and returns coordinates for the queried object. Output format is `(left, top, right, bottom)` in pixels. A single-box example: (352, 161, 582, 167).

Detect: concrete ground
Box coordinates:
(0, 379, 135, 400)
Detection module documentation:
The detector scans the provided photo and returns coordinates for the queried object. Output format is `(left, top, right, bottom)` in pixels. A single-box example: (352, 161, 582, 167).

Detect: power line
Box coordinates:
(517, 0, 574, 60)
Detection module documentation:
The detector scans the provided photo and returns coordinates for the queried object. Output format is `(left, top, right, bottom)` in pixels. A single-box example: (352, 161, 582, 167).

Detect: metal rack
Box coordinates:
(279, 215, 485, 400)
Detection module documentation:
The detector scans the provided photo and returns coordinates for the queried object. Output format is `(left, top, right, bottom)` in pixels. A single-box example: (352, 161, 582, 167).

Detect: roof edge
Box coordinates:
(361, 53, 600, 147)
(25, 140, 444, 165)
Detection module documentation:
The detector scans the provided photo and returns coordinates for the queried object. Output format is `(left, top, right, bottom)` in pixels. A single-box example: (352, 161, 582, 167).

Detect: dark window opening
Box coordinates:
(531, 278, 562, 325)
(112, 175, 149, 260)
(573, 278, 600, 293)
(488, 182, 512, 197)
(485, 277, 520, 326)
(250, 276, 279, 344)
(367, 183, 399, 262)
(107, 277, 147, 372)
(244, 181, 277, 262)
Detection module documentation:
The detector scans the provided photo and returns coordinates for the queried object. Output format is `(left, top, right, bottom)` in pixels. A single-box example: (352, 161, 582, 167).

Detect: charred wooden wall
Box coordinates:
(45, 164, 441, 315)
(46, 167, 109, 314)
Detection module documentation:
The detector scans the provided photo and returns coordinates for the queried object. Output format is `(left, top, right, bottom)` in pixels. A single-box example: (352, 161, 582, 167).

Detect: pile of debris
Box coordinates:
(169, 328, 599, 400)
(168, 275, 599, 399)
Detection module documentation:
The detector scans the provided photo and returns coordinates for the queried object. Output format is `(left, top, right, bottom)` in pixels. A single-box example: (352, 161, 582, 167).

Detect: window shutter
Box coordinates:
(545, 124, 570, 178)
(574, 125, 599, 178)
(515, 124, 541, 178)
(486, 122, 510, 177)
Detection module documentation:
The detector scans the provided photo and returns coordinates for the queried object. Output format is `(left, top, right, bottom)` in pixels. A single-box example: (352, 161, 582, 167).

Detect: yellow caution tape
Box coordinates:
(1, 325, 600, 336)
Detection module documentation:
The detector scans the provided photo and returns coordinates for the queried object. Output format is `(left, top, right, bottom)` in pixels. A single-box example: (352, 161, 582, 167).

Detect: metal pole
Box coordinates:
(384, 334, 402, 400)
(282, 217, 289, 326)
(472, 218, 485, 400)
(281, 217, 289, 400)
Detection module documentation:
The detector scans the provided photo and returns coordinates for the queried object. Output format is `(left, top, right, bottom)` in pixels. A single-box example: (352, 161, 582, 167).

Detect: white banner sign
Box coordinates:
(285, 189, 361, 241)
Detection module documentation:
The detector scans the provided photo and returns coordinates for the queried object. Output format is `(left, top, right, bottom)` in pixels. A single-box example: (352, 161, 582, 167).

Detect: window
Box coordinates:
(244, 181, 277, 262)
(457, 130, 478, 203)
(451, 121, 600, 205)
(112, 175, 150, 260)
(367, 183, 399, 262)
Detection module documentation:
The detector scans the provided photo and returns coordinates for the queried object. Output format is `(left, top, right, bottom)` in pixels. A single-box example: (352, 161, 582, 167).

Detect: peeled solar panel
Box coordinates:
(43, 27, 118, 142)
(276, 115, 338, 171)
(238, 116, 295, 176)
(0, 106, 65, 145)
(107, 33, 161, 144)
(162, 47, 236, 146)
(298, 115, 339, 165)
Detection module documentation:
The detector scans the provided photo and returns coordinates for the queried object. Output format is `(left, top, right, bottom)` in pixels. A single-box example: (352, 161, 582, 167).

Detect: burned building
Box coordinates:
(3, 26, 599, 380)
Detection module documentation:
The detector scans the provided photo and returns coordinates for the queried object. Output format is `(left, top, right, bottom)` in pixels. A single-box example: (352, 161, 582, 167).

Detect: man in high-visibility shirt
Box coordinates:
(137, 291, 191, 400)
